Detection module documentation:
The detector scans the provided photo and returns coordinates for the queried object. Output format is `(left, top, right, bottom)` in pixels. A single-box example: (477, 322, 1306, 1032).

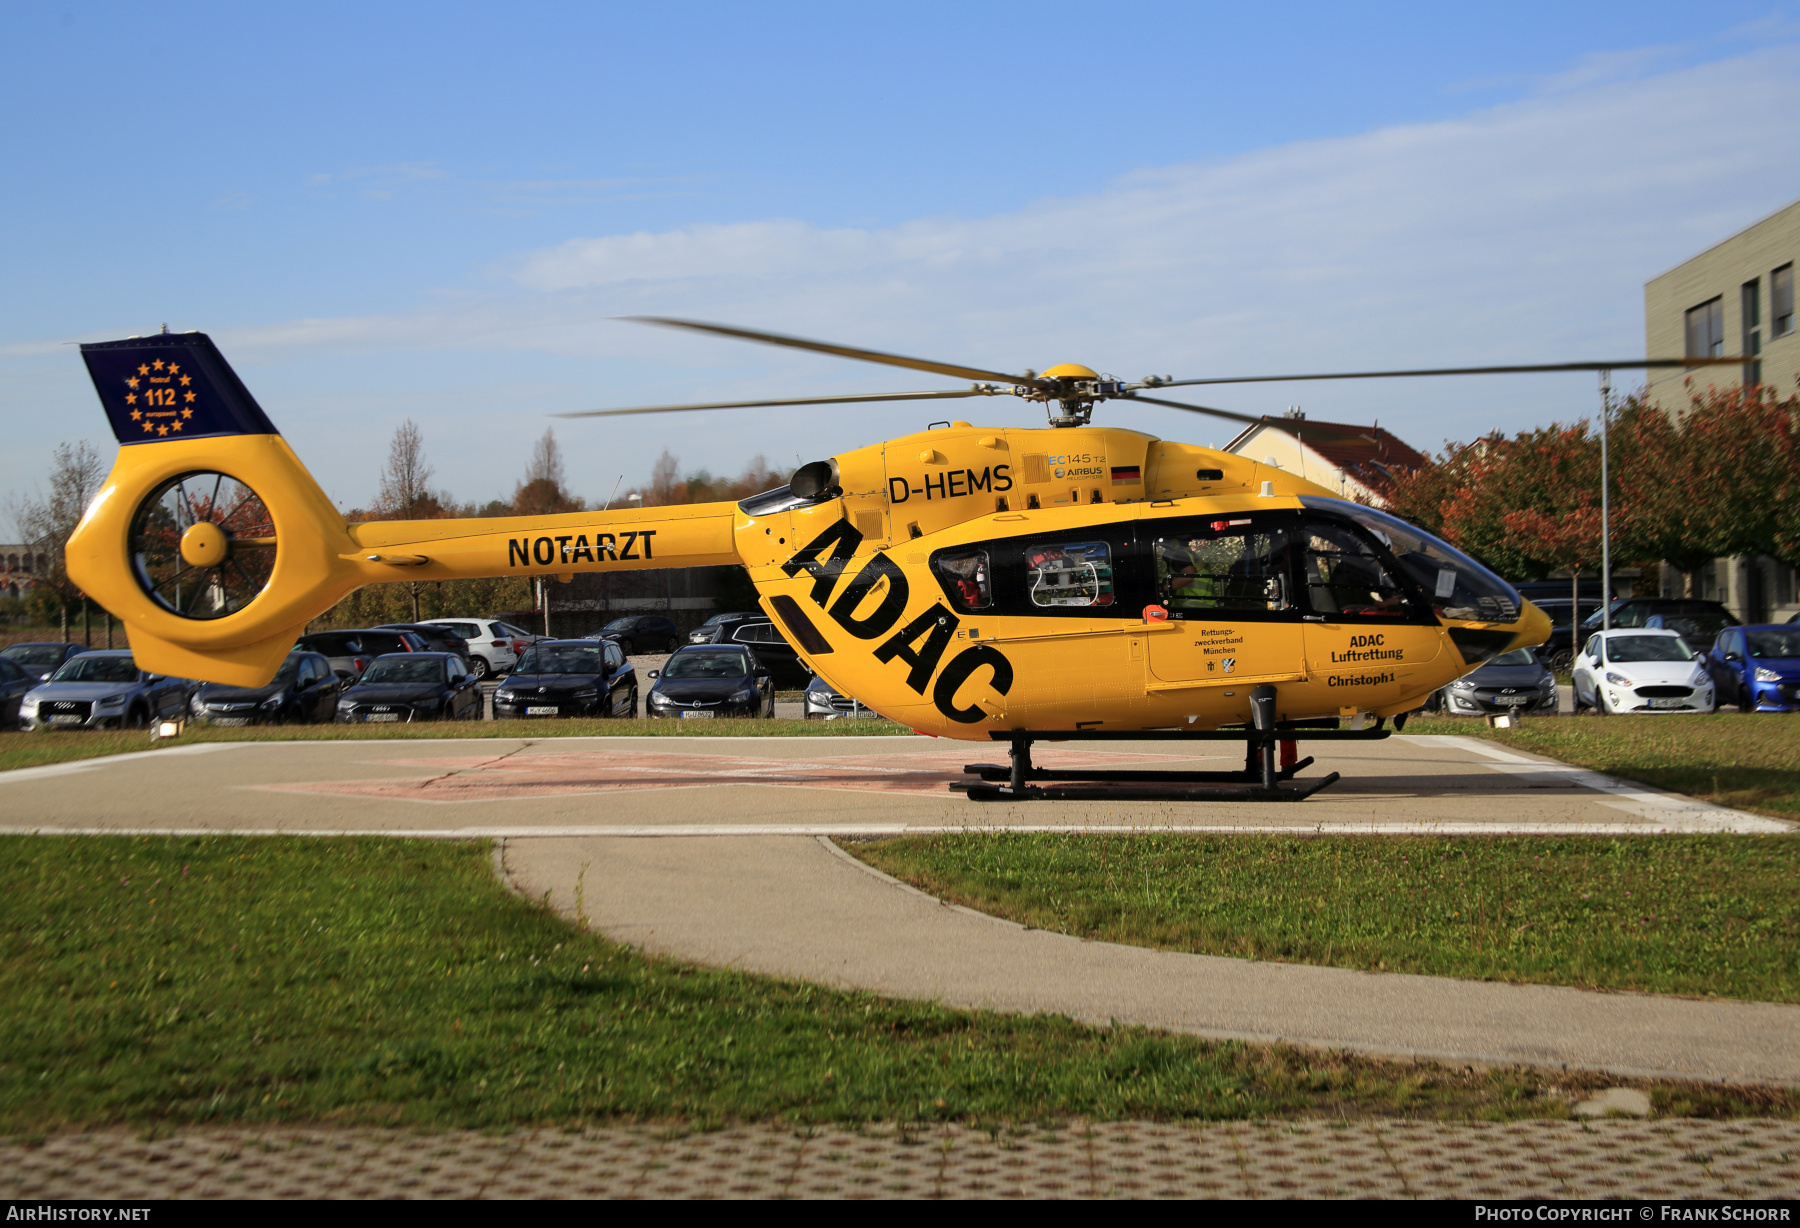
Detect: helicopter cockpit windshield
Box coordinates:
(1301, 498, 1521, 624)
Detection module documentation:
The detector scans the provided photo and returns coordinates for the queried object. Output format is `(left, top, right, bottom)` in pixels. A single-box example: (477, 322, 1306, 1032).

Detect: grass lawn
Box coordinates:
(1402, 714, 1800, 822)
(852, 832, 1800, 1003)
(17, 835, 1783, 1133)
(0, 717, 912, 774)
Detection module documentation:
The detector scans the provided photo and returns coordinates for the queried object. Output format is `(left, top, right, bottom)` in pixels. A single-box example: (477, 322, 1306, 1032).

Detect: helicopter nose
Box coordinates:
(1511, 600, 1553, 654)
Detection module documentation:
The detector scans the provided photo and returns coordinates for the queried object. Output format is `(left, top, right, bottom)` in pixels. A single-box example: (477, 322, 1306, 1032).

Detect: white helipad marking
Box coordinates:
(0, 742, 244, 783)
(1397, 734, 1788, 832)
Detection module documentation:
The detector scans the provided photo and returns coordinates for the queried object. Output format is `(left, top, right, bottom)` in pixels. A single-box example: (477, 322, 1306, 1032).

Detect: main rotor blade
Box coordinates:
(1122, 393, 1268, 428)
(623, 316, 1045, 389)
(556, 387, 1004, 419)
(1157, 356, 1750, 388)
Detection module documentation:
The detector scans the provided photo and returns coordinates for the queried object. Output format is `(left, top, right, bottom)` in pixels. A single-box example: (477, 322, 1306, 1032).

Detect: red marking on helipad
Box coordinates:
(252, 746, 1226, 804)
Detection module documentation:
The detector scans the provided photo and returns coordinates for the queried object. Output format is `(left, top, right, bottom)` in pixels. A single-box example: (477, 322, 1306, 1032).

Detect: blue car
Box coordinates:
(1704, 625, 1800, 712)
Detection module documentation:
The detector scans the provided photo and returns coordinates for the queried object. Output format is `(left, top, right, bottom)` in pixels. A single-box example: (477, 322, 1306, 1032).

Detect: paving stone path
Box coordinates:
(7, 1119, 1799, 1200)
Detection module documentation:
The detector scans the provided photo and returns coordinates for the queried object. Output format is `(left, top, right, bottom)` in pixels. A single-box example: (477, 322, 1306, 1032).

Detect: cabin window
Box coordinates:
(933, 547, 993, 611)
(1024, 542, 1114, 608)
(1299, 520, 1413, 618)
(1154, 524, 1294, 613)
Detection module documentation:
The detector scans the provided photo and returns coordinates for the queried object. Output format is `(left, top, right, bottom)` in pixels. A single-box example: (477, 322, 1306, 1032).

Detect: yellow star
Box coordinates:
(126, 377, 139, 389)
(157, 424, 169, 436)
(184, 391, 195, 403)
(137, 364, 149, 376)
(125, 393, 136, 405)
(130, 409, 142, 421)
(166, 363, 180, 375)
(179, 375, 190, 386)
(152, 360, 164, 371)
(170, 421, 183, 432)
(181, 407, 193, 418)
(141, 421, 154, 433)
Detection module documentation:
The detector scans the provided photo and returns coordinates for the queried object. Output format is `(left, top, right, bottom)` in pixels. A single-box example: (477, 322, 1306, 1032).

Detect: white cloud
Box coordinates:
(9, 43, 1800, 506)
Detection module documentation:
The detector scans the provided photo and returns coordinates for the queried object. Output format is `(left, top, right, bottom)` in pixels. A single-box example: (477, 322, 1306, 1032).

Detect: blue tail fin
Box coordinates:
(80, 331, 280, 445)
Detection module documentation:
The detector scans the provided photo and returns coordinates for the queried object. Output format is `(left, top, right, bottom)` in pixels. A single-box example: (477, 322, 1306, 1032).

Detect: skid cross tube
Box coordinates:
(958, 688, 1377, 802)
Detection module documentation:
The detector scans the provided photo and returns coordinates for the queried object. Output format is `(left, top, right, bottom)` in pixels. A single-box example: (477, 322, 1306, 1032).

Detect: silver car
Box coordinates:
(802, 674, 884, 720)
(20, 650, 194, 730)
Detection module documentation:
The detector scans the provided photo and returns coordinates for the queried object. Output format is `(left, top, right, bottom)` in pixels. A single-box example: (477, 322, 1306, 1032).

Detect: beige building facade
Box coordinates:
(1643, 196, 1799, 623)
(1645, 196, 1799, 404)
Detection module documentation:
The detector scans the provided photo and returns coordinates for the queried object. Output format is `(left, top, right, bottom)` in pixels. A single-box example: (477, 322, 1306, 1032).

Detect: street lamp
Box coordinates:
(1599, 368, 1612, 634)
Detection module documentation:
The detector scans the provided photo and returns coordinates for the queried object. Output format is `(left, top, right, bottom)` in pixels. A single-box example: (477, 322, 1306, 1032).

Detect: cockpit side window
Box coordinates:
(1299, 520, 1418, 620)
(1299, 497, 1521, 624)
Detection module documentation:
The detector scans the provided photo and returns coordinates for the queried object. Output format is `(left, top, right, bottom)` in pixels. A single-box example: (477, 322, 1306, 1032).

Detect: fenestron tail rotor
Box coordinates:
(569, 318, 1750, 429)
(128, 471, 277, 620)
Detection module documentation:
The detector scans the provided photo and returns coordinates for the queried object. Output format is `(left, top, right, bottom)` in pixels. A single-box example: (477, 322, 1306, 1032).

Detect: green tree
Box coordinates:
(10, 440, 109, 641)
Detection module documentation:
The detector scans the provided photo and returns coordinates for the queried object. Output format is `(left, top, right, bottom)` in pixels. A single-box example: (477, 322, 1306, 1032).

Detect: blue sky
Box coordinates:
(4, 2, 1799, 515)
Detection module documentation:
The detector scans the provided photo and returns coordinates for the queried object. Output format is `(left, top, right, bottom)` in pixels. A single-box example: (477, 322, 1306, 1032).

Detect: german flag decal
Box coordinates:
(1110, 465, 1141, 484)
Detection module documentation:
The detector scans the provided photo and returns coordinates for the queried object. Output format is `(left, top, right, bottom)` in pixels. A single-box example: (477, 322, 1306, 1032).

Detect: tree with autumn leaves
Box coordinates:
(1378, 382, 1800, 600)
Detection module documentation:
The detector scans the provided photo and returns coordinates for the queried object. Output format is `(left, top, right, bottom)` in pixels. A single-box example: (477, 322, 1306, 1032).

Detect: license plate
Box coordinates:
(212, 716, 252, 727)
(47, 715, 83, 726)
(367, 713, 400, 722)
(1649, 697, 1684, 709)
(525, 706, 559, 715)
(679, 710, 715, 719)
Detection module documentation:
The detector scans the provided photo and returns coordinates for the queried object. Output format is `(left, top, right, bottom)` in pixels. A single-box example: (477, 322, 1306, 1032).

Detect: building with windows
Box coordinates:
(1646, 196, 1797, 403)
(1, 545, 52, 599)
(1643, 196, 1799, 623)
(1221, 412, 1426, 505)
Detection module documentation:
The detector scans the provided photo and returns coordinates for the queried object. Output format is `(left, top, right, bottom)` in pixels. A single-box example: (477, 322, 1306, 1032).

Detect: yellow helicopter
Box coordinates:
(63, 320, 1731, 799)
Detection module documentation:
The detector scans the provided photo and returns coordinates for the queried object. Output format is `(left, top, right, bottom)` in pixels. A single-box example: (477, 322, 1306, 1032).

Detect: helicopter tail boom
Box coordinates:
(66, 332, 746, 687)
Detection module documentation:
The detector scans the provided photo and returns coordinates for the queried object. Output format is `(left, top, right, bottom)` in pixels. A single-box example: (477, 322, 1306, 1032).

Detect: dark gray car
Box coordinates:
(190, 651, 342, 726)
(0, 656, 37, 728)
(293, 628, 430, 681)
(1, 642, 93, 681)
(1435, 647, 1559, 716)
(19, 650, 193, 730)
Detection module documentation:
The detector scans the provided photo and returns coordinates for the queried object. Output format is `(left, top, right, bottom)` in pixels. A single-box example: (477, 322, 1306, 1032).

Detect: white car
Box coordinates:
(422, 618, 535, 680)
(1571, 628, 1715, 714)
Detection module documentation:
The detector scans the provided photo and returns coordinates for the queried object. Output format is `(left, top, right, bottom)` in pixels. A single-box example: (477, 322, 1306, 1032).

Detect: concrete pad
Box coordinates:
(2, 733, 1784, 836)
(501, 832, 1800, 1086)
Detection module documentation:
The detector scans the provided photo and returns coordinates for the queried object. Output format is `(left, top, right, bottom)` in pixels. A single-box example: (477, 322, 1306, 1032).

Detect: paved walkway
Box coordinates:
(501, 833, 1800, 1086)
(7, 1119, 1798, 1199)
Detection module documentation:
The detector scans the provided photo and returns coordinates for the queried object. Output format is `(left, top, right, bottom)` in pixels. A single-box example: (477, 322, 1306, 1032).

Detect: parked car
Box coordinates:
(0, 642, 93, 681)
(492, 639, 637, 719)
(1578, 599, 1737, 655)
(422, 618, 524, 679)
(1704, 625, 1800, 712)
(1642, 610, 1741, 657)
(1571, 629, 1714, 714)
(376, 623, 472, 666)
(0, 656, 39, 728)
(589, 615, 682, 655)
(802, 674, 884, 720)
(645, 645, 774, 719)
(293, 628, 430, 681)
(691, 614, 810, 686)
(1531, 599, 1603, 670)
(687, 611, 762, 645)
(19, 650, 193, 730)
(1433, 647, 1559, 717)
(189, 651, 342, 726)
(334, 652, 483, 724)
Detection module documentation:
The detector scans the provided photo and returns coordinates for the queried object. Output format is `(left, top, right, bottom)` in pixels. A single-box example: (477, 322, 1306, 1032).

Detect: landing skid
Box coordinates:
(951, 684, 1391, 802)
